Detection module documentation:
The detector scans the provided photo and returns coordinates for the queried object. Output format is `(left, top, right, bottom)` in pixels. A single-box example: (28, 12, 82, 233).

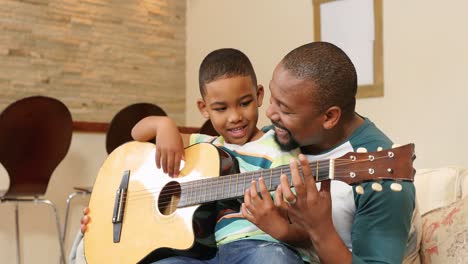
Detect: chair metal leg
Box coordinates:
(62, 191, 90, 243)
(38, 199, 67, 264)
(2, 198, 67, 264)
(15, 203, 20, 264)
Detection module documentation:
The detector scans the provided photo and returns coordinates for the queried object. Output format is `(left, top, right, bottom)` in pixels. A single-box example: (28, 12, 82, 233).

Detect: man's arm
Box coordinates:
(351, 181, 415, 263)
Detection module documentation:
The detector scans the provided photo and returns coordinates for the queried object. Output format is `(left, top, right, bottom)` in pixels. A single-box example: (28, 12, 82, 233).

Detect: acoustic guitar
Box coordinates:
(84, 141, 415, 264)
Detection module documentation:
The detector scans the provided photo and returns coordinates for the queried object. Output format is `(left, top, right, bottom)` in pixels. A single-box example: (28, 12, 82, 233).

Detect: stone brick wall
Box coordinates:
(0, 0, 186, 124)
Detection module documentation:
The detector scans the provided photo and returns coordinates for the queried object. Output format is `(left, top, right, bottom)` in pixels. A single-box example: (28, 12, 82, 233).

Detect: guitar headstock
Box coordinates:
(332, 143, 416, 192)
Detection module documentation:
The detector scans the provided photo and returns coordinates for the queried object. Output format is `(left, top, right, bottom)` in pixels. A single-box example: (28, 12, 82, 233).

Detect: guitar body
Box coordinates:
(84, 141, 238, 264)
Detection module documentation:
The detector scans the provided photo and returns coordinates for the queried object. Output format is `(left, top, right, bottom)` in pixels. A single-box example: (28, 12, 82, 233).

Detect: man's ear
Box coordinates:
(197, 98, 209, 119)
(256, 84, 265, 107)
(323, 106, 341, 130)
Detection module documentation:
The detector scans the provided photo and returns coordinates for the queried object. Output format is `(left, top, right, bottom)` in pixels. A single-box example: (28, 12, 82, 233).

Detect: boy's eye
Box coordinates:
(213, 107, 226, 112)
(240, 100, 253, 107)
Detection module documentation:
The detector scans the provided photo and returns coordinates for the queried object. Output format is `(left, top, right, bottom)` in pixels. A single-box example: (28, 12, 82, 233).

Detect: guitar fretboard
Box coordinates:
(178, 160, 331, 207)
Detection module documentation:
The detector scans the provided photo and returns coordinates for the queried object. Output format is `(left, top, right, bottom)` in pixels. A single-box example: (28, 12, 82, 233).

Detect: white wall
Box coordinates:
(358, 0, 468, 169)
(186, 0, 468, 169)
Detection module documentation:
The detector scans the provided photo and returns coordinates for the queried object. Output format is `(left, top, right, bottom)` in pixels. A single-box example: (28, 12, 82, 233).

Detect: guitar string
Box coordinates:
(123, 157, 373, 198)
(123, 155, 399, 202)
(121, 155, 405, 205)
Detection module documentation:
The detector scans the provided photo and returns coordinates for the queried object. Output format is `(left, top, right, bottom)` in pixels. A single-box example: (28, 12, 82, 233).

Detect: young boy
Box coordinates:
(75, 48, 305, 264)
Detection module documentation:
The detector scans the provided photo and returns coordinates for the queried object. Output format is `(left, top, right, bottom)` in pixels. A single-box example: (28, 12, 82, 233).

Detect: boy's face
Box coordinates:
(198, 76, 264, 145)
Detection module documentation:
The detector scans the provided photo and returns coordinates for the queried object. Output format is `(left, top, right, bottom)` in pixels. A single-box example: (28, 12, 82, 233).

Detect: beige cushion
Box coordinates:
(461, 169, 468, 199)
(415, 167, 463, 215)
(420, 196, 467, 264)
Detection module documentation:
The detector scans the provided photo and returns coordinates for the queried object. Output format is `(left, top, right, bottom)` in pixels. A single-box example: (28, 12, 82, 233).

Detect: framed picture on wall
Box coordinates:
(313, 0, 383, 98)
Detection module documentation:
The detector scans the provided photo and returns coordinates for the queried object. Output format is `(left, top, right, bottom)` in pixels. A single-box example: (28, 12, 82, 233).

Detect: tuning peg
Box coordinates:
(356, 147, 368, 153)
(355, 185, 364, 195)
(377, 147, 383, 151)
(390, 182, 403, 192)
(371, 182, 383, 192)
(392, 143, 401, 148)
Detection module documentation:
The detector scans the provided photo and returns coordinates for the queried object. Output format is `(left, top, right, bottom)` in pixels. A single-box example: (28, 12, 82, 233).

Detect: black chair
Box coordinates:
(0, 95, 72, 264)
(62, 103, 167, 245)
(199, 119, 219, 136)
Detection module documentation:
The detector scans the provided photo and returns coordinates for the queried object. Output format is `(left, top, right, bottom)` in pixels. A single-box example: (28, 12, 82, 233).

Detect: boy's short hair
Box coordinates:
(199, 48, 258, 97)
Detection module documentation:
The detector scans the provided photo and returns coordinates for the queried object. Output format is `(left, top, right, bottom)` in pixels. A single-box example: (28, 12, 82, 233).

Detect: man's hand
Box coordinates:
(280, 155, 333, 239)
(281, 155, 351, 263)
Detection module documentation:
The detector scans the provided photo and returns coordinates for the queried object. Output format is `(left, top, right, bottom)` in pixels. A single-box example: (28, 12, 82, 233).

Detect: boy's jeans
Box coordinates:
(153, 239, 304, 264)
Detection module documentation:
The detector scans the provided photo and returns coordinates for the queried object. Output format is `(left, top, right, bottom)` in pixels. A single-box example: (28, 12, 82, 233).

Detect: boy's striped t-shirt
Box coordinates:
(189, 129, 300, 245)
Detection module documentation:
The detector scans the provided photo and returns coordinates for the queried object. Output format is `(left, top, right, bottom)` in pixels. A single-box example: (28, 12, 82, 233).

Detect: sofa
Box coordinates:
(413, 167, 468, 264)
(71, 167, 467, 264)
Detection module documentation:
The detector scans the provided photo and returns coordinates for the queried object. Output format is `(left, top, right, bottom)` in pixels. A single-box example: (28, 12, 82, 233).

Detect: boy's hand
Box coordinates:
(154, 118, 185, 177)
(80, 207, 90, 234)
(241, 177, 290, 240)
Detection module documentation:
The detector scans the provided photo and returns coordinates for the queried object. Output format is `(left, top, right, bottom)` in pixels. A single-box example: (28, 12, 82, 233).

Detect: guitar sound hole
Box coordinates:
(158, 181, 181, 215)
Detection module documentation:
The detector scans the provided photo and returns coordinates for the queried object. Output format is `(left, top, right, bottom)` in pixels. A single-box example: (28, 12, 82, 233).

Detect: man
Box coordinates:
(242, 41, 418, 263)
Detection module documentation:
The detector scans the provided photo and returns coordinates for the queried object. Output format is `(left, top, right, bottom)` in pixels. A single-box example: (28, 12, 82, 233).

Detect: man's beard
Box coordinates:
(272, 123, 300, 151)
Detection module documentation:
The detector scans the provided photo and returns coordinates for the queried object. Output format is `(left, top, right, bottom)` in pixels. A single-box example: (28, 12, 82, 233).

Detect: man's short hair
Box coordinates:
(281, 42, 357, 119)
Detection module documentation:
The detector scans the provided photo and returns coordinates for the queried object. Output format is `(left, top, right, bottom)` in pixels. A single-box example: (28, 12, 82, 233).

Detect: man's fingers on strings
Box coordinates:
(289, 158, 306, 197)
(320, 179, 331, 194)
(274, 185, 284, 207)
(258, 178, 271, 199)
(250, 180, 260, 200)
(298, 154, 313, 180)
(280, 174, 297, 205)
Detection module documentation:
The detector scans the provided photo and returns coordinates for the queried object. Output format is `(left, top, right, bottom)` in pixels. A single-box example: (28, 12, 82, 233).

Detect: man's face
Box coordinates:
(266, 65, 325, 151)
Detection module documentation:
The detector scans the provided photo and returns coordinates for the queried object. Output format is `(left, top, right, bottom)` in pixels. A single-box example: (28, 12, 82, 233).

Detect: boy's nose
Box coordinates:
(228, 110, 242, 123)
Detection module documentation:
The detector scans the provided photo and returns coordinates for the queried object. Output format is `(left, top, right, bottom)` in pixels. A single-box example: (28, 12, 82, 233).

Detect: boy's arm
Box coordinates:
(131, 116, 191, 177)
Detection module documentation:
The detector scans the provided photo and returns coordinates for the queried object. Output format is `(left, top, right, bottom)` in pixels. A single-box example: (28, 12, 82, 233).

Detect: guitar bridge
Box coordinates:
(112, 170, 130, 243)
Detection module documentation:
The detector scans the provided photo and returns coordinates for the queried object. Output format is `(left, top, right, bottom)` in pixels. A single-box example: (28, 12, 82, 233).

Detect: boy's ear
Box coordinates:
(322, 106, 341, 130)
(197, 98, 210, 119)
(256, 84, 265, 107)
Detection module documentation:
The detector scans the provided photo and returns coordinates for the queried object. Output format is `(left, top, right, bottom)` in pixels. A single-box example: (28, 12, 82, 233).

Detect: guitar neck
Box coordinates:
(178, 160, 331, 207)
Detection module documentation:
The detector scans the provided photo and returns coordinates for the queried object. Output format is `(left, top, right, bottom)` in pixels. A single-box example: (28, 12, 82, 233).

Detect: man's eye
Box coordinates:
(213, 107, 226, 112)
